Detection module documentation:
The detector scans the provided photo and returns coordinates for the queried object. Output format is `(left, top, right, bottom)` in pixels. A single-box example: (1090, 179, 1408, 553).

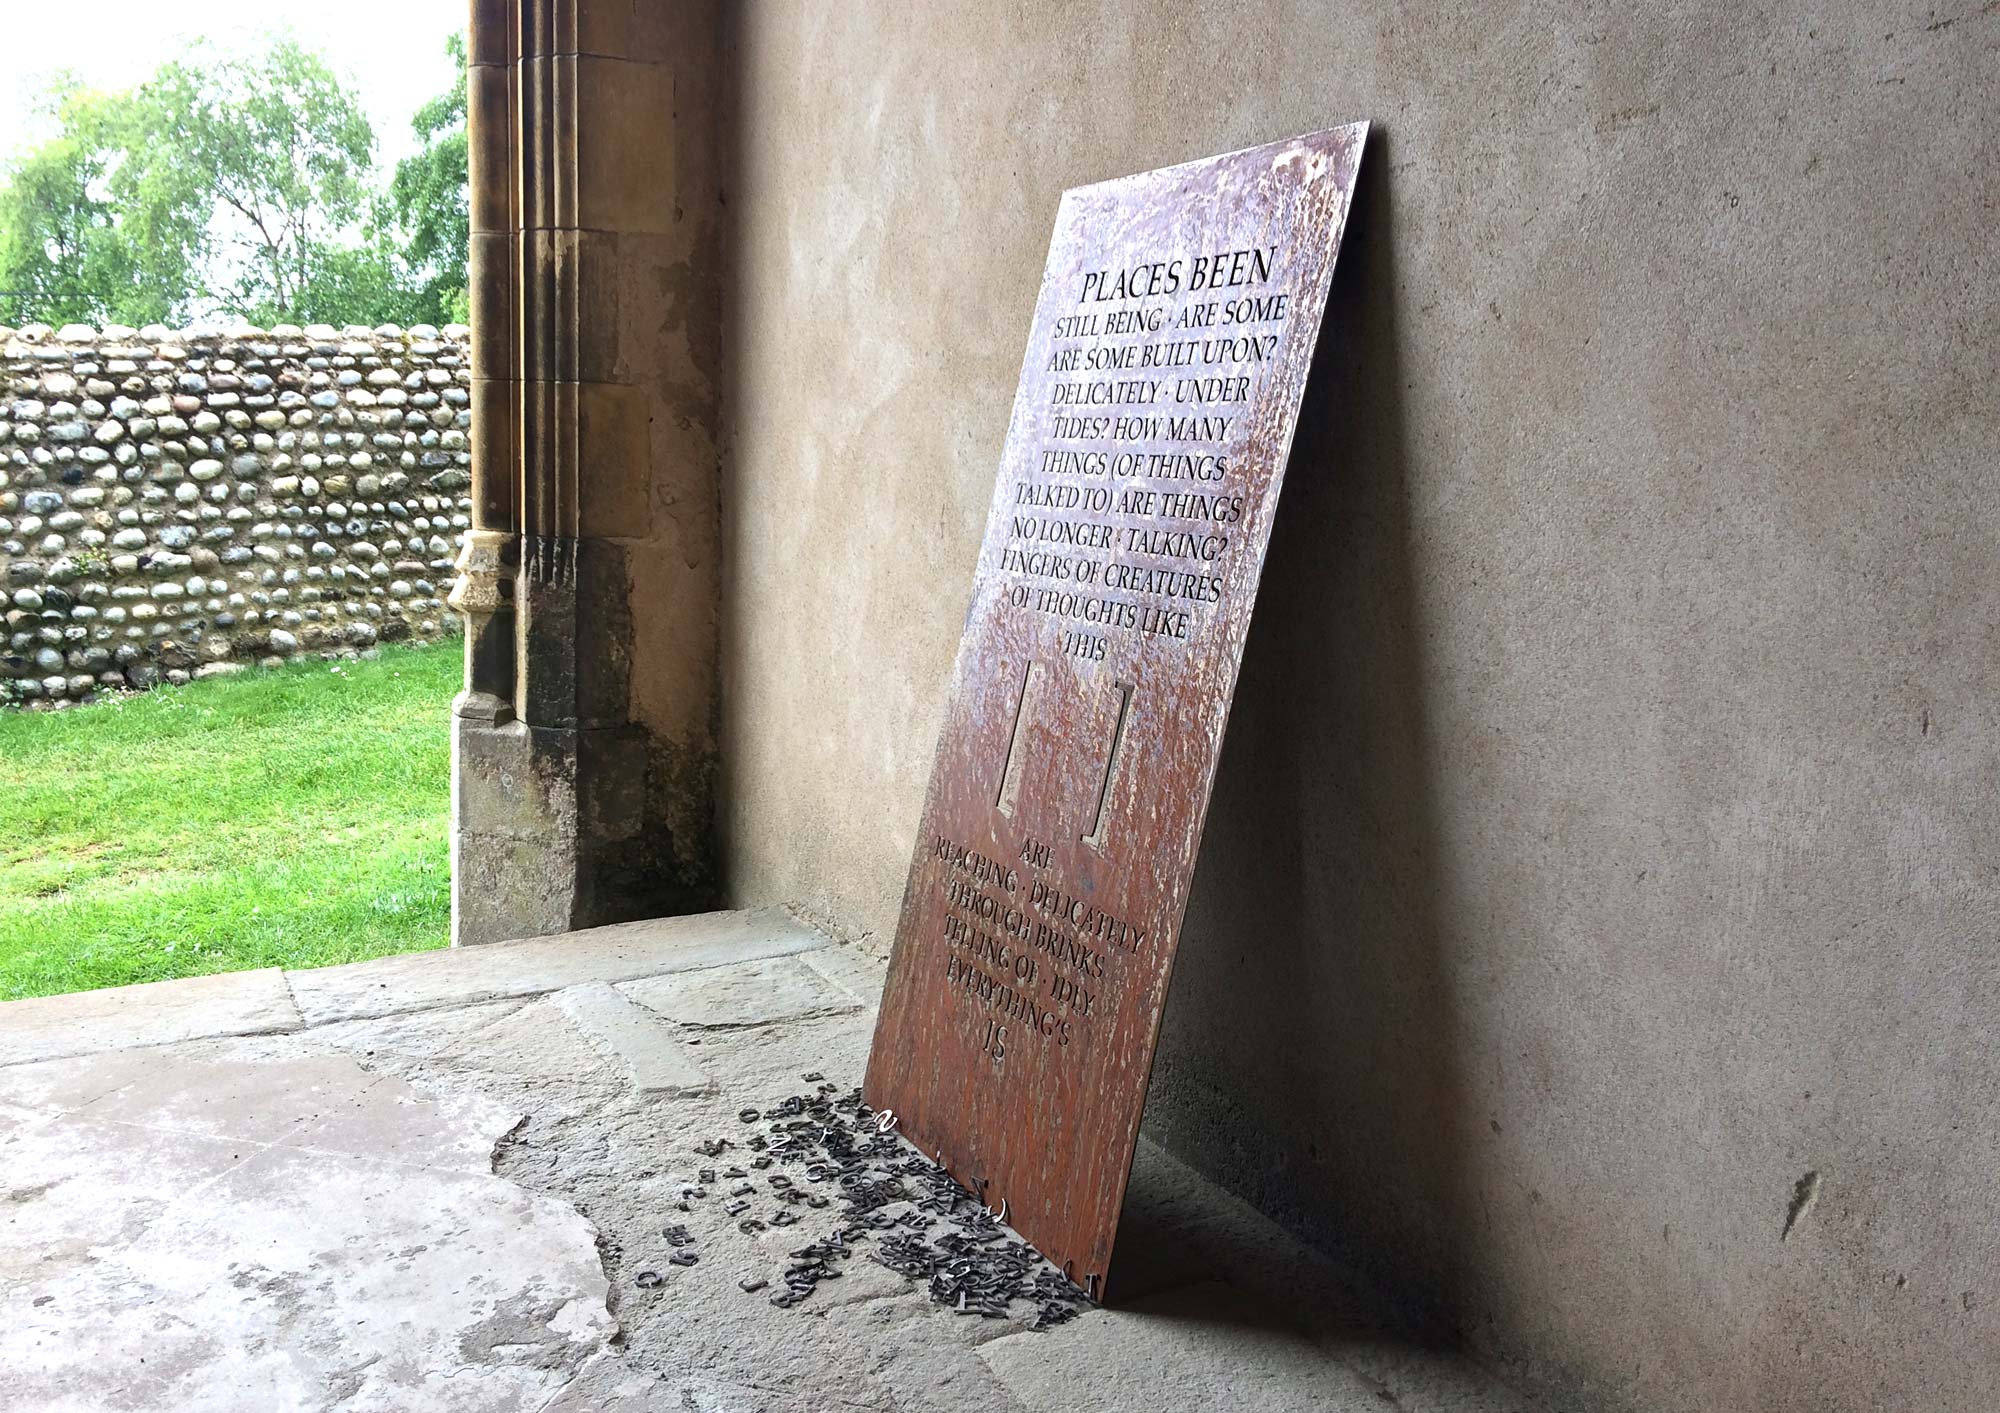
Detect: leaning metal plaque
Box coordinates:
(865, 125, 1368, 1298)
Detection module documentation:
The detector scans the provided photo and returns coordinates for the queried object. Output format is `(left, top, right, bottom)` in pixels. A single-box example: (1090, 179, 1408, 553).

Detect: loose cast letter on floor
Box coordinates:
(867, 124, 1369, 1298)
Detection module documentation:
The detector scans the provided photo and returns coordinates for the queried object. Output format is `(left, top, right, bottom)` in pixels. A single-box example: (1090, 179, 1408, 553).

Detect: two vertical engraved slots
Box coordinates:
(995, 660, 1133, 849)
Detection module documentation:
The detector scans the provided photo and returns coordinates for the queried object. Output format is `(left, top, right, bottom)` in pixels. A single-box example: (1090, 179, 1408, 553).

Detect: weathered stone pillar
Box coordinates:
(453, 0, 723, 945)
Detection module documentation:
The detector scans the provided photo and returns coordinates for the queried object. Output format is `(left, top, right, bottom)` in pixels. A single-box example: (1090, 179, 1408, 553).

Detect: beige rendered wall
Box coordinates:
(591, 2, 730, 899)
(713, 5, 2000, 1410)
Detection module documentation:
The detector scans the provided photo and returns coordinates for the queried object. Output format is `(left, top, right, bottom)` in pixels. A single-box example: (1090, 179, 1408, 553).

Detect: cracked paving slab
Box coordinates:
(0, 967, 301, 1066)
(618, 952, 865, 1030)
(284, 906, 827, 1027)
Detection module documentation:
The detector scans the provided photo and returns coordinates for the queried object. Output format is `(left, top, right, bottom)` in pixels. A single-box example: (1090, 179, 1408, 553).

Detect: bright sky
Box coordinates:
(0, 0, 466, 167)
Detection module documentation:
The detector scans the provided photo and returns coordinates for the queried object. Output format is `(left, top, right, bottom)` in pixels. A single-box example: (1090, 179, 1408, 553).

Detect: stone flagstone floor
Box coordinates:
(0, 908, 1546, 1412)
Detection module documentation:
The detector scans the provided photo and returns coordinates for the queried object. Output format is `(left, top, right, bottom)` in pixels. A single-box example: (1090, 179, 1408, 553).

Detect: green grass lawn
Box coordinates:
(0, 641, 460, 1001)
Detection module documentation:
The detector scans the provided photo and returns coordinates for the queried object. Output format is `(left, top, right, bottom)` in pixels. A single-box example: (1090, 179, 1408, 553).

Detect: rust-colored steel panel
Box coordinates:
(865, 125, 1368, 1300)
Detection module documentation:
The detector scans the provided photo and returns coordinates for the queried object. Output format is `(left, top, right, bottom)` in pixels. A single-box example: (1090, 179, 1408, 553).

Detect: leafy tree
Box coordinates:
(390, 34, 470, 325)
(0, 81, 205, 326)
(0, 33, 471, 328)
(129, 40, 383, 323)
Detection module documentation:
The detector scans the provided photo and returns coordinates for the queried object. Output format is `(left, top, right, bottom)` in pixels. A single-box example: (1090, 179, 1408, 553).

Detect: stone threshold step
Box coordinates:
(0, 906, 829, 1068)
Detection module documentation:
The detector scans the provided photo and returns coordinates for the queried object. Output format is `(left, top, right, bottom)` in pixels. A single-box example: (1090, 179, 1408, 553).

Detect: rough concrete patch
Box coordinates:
(619, 952, 862, 1028)
(829, 1309, 1041, 1413)
(535, 1352, 818, 1411)
(978, 1282, 1384, 1412)
(286, 907, 828, 1025)
(789, 1254, 914, 1314)
(482, 1005, 1040, 1411)
(0, 967, 301, 1067)
(551, 982, 713, 1094)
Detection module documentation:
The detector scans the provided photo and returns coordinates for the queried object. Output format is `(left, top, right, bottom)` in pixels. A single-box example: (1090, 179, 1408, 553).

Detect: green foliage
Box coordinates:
(0, 80, 206, 326)
(390, 33, 470, 326)
(0, 641, 460, 1000)
(136, 40, 379, 321)
(0, 33, 470, 328)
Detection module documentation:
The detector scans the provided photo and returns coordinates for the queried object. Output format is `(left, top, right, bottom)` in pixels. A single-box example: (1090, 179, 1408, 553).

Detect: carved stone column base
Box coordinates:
(452, 718, 575, 946)
(451, 716, 665, 947)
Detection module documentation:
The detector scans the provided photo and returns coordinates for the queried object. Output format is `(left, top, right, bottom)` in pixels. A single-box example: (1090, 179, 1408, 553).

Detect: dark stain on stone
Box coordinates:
(1782, 1170, 1822, 1242)
(456, 1291, 576, 1371)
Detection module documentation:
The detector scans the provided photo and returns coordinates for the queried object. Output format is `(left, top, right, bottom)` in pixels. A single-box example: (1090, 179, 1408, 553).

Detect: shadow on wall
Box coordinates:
(1136, 133, 1473, 1338)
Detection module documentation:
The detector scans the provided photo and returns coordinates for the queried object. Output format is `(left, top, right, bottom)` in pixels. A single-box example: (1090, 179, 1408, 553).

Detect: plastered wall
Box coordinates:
(713, 6, 2000, 1409)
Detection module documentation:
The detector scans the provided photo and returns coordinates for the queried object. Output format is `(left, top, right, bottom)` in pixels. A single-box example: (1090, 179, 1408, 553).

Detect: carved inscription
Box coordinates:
(1011, 266, 1277, 658)
(930, 245, 1285, 1071)
(867, 126, 1369, 1298)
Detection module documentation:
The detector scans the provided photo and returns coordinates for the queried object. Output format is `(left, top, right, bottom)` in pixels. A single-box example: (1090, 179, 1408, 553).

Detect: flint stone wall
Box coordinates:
(0, 321, 474, 707)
